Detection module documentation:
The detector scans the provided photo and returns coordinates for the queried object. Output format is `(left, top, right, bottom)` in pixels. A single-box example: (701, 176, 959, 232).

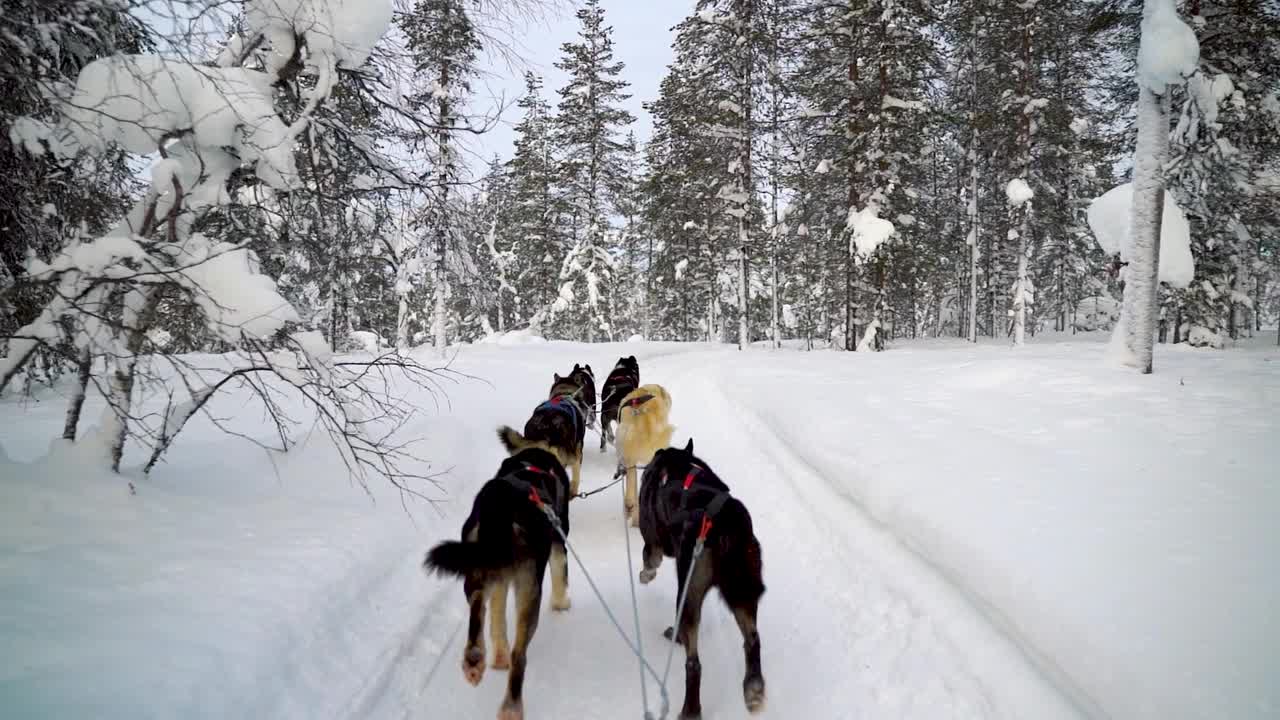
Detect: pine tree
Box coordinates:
(552, 0, 635, 341)
(403, 0, 482, 352)
(504, 72, 564, 329)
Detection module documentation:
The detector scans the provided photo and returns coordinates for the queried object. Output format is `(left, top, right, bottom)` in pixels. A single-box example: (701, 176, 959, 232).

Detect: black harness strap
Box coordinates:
(501, 463, 561, 510)
(665, 465, 731, 540)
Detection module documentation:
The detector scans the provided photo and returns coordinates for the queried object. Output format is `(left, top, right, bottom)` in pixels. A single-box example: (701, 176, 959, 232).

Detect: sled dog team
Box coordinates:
(424, 356, 767, 720)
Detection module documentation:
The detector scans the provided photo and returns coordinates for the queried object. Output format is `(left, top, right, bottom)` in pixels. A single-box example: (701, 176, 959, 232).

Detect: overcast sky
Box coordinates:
(465, 0, 687, 166)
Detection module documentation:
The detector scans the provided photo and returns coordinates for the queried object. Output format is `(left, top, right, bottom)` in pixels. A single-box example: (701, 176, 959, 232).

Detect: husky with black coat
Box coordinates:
(568, 363, 597, 428)
(637, 439, 766, 720)
(423, 448, 572, 720)
(498, 372, 588, 495)
(598, 355, 640, 451)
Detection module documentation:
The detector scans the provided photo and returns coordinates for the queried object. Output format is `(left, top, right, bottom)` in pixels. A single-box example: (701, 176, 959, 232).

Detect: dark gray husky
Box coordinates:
(638, 439, 766, 720)
(423, 448, 571, 720)
(499, 372, 588, 495)
(599, 355, 639, 451)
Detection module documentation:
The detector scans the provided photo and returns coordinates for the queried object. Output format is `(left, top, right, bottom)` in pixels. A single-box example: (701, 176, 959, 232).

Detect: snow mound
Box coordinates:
(179, 235, 299, 342)
(847, 206, 895, 257)
(1006, 178, 1035, 206)
(60, 56, 297, 189)
(478, 329, 547, 346)
(627, 334, 645, 343)
(1087, 182, 1195, 288)
(248, 0, 393, 75)
(1137, 0, 1199, 92)
(347, 330, 383, 354)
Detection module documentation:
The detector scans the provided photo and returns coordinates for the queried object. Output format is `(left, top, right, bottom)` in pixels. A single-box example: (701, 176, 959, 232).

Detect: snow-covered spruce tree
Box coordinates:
(1088, 0, 1277, 348)
(0, 0, 151, 392)
(693, 0, 767, 349)
(1165, 1, 1280, 346)
(2, 1, 446, 494)
(551, 0, 635, 341)
(503, 72, 565, 331)
(1022, 0, 1118, 338)
(791, 0, 935, 350)
(611, 131, 647, 340)
(642, 14, 739, 342)
(403, 0, 482, 353)
(475, 156, 517, 334)
(940, 0, 998, 341)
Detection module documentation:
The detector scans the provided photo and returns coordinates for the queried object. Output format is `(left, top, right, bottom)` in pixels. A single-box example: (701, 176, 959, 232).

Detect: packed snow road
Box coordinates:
(2, 337, 1275, 719)
(366, 345, 1079, 720)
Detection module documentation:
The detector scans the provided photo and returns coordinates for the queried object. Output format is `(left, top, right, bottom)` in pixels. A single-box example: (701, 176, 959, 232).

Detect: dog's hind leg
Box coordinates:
(488, 580, 511, 670)
(733, 601, 766, 713)
(673, 564, 712, 720)
(499, 563, 544, 720)
(569, 454, 582, 497)
(461, 578, 488, 687)
(549, 542, 570, 611)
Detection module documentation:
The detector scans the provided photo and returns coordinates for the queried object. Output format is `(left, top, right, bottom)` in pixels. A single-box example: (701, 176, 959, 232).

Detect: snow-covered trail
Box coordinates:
(382, 346, 1080, 720)
(4, 338, 1273, 719)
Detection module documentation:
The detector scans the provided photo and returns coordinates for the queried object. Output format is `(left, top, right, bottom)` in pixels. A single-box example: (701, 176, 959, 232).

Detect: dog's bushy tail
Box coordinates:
(716, 503, 766, 604)
(497, 426, 537, 454)
(424, 540, 508, 579)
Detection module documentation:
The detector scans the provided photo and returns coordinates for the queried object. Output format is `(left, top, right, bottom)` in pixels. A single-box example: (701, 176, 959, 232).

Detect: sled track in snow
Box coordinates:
(647, 351, 1080, 719)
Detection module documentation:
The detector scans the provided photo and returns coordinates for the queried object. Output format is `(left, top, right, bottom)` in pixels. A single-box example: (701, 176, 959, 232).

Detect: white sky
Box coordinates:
(465, 0, 686, 166)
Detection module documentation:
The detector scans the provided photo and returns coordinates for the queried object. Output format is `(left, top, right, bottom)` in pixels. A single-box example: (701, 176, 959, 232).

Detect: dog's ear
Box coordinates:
(684, 438, 694, 454)
(573, 363, 580, 371)
(554, 373, 563, 382)
(586, 364, 593, 373)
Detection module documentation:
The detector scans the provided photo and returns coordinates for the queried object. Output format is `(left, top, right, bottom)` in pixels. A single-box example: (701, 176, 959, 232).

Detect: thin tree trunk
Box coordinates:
(62, 346, 92, 441)
(736, 0, 753, 351)
(106, 287, 160, 472)
(1123, 84, 1170, 373)
(396, 292, 411, 350)
(1013, 209, 1030, 346)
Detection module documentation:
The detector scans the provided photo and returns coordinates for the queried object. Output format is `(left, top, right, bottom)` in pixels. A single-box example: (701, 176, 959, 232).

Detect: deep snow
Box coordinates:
(2, 336, 1277, 719)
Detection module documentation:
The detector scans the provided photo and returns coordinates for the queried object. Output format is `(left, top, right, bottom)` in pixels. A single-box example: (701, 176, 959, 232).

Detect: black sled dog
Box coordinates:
(568, 363, 597, 428)
(638, 439, 766, 720)
(423, 448, 572, 720)
(498, 372, 588, 495)
(598, 355, 640, 451)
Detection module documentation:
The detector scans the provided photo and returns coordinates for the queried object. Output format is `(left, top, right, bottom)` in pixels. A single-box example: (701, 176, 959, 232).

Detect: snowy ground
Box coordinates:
(2, 335, 1277, 719)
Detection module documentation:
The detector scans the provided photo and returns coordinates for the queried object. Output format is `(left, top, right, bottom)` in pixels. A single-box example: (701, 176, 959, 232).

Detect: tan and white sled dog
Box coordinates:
(615, 383, 674, 526)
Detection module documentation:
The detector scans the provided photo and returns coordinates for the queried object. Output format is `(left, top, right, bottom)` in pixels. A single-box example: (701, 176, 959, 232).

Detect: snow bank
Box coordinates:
(477, 329, 547, 346)
(1006, 178, 1035, 206)
(347, 330, 384, 354)
(694, 338, 1280, 720)
(1137, 0, 1199, 92)
(1087, 182, 1195, 288)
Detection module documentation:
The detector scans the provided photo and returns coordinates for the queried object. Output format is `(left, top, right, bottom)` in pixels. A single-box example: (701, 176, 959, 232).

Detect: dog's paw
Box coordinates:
(497, 701, 523, 720)
(745, 676, 767, 713)
(552, 595, 572, 612)
(462, 647, 486, 686)
(639, 568, 656, 584)
(491, 648, 510, 670)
